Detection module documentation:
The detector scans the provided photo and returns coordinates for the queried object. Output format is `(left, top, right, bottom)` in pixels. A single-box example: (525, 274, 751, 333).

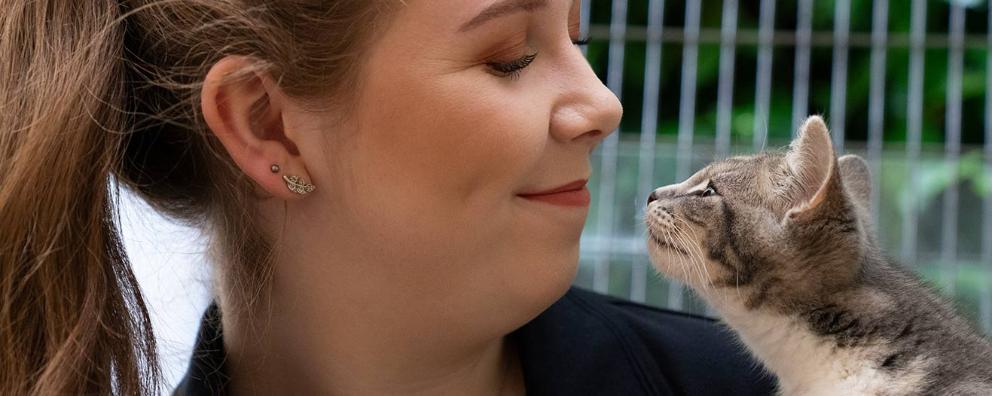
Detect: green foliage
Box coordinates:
(897, 151, 992, 215)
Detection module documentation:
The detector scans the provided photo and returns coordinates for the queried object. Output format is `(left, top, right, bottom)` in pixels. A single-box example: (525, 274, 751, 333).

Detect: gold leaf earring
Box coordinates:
(283, 175, 316, 195)
(270, 164, 315, 195)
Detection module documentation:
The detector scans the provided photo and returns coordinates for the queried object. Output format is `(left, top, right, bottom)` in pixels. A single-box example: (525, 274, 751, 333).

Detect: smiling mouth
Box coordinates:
(646, 228, 691, 256)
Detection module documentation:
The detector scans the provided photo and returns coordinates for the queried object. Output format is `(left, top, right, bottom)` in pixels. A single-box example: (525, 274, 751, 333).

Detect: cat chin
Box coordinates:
(645, 228, 691, 256)
(646, 244, 695, 284)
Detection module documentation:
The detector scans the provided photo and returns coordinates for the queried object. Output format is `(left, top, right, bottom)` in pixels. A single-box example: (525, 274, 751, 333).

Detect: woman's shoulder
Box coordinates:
(512, 286, 778, 395)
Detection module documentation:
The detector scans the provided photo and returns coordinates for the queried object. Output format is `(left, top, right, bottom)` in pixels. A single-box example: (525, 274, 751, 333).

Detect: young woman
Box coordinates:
(0, 1, 777, 394)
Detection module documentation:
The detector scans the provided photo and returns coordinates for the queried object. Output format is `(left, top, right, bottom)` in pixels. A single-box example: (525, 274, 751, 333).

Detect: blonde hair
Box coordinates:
(0, 0, 394, 394)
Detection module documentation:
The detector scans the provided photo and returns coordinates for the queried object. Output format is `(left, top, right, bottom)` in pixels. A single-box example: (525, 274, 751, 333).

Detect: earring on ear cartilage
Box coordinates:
(283, 175, 316, 195)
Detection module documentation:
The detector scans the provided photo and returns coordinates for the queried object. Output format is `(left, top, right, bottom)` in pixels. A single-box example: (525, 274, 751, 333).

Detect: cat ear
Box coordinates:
(838, 154, 871, 210)
(783, 116, 835, 209)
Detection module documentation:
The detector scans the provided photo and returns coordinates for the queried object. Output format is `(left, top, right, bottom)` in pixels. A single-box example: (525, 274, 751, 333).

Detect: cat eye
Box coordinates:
(700, 182, 718, 197)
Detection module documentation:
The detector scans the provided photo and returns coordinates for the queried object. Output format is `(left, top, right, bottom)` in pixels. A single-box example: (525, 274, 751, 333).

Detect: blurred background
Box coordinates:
(126, 0, 992, 391)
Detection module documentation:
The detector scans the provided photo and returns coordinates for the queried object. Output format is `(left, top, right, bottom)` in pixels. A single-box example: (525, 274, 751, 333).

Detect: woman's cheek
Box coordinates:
(352, 62, 550, 221)
(398, 76, 548, 203)
(449, 105, 546, 199)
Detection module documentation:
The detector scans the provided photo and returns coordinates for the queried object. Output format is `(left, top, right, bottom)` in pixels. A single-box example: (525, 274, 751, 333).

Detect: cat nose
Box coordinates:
(647, 185, 679, 205)
(647, 191, 659, 205)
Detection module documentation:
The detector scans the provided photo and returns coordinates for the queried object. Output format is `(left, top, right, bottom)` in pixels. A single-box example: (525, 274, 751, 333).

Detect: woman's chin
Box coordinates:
(508, 253, 577, 321)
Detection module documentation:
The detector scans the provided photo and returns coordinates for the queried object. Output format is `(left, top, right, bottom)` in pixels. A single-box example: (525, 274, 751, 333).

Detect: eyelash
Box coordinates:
(486, 36, 591, 80)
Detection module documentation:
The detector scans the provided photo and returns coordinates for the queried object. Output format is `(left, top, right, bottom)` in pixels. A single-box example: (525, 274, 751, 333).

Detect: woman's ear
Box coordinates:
(201, 55, 314, 199)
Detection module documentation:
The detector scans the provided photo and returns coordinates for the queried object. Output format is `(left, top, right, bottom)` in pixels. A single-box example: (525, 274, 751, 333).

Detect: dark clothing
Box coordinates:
(174, 286, 777, 395)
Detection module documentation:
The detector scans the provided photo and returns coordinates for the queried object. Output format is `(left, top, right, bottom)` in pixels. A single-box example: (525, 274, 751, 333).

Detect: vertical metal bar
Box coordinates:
(671, 0, 702, 310)
(867, 0, 889, 229)
(676, 0, 701, 181)
(705, 0, 739, 319)
(715, 0, 739, 160)
(941, 2, 965, 295)
(632, 0, 666, 304)
(753, 0, 776, 151)
(791, 0, 813, 137)
(592, 0, 627, 294)
(982, 1, 992, 334)
(901, 0, 926, 267)
(983, 2, 992, 333)
(830, 0, 850, 153)
(580, 0, 592, 56)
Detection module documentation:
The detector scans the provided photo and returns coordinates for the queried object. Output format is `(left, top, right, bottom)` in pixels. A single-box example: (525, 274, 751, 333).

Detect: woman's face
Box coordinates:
(286, 0, 621, 332)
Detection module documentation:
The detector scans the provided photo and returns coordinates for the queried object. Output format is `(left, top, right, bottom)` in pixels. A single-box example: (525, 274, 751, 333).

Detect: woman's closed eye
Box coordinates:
(484, 36, 590, 80)
(486, 52, 538, 80)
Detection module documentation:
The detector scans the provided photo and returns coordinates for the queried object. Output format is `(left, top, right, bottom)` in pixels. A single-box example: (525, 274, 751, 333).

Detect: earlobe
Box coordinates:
(200, 56, 314, 200)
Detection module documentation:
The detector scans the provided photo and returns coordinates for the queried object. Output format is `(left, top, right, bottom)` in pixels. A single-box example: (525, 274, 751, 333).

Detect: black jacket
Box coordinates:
(174, 286, 777, 395)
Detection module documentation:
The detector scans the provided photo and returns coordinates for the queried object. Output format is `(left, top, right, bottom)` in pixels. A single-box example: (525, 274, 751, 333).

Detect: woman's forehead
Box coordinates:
(393, 0, 576, 33)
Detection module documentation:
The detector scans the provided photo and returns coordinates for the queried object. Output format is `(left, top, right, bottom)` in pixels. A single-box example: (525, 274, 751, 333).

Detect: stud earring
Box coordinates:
(270, 164, 280, 173)
(283, 175, 316, 195)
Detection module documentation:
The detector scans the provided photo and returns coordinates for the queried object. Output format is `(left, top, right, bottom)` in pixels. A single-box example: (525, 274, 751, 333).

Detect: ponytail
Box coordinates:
(0, 1, 159, 394)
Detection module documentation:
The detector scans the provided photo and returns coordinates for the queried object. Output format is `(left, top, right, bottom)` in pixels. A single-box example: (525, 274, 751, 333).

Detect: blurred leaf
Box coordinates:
(973, 164, 992, 197)
(897, 151, 992, 209)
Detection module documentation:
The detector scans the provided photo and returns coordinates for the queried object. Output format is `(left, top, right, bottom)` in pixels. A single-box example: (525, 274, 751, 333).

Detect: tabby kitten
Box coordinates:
(644, 116, 992, 395)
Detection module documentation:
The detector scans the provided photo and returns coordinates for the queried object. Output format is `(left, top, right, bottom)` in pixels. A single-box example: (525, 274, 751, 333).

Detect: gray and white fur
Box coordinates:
(644, 116, 992, 395)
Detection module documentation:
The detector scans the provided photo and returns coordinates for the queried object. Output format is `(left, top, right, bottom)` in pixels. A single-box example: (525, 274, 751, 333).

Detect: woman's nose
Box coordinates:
(548, 51, 623, 146)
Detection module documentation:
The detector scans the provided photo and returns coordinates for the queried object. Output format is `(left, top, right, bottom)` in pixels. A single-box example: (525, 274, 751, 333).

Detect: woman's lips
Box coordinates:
(519, 187, 591, 207)
(517, 180, 590, 207)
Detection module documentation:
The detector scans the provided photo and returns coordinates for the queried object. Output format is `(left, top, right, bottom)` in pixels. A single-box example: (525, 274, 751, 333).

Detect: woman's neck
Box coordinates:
(227, 204, 541, 395)
(221, 296, 525, 395)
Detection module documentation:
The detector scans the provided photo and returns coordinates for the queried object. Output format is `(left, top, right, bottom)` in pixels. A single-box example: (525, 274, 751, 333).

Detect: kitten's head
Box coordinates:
(644, 116, 875, 310)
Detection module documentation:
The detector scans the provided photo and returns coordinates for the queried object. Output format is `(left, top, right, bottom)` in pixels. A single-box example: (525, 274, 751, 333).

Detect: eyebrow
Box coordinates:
(458, 0, 549, 33)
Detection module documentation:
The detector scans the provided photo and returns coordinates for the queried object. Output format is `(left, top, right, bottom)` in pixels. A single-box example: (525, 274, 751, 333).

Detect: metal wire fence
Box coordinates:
(574, 0, 992, 332)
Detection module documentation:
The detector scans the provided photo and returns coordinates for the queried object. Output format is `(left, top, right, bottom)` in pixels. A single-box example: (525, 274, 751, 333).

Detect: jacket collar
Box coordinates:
(514, 287, 673, 395)
(174, 287, 673, 395)
(173, 300, 229, 396)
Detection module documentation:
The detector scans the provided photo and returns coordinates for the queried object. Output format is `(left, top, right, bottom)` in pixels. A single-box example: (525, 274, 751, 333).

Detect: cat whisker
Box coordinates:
(673, 230, 698, 292)
(668, 224, 697, 288)
(647, 222, 691, 257)
(675, 217, 711, 294)
(661, 225, 691, 287)
(735, 269, 743, 304)
(674, 217, 743, 310)
(662, 223, 689, 281)
(670, 222, 706, 294)
(675, 220, 712, 295)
